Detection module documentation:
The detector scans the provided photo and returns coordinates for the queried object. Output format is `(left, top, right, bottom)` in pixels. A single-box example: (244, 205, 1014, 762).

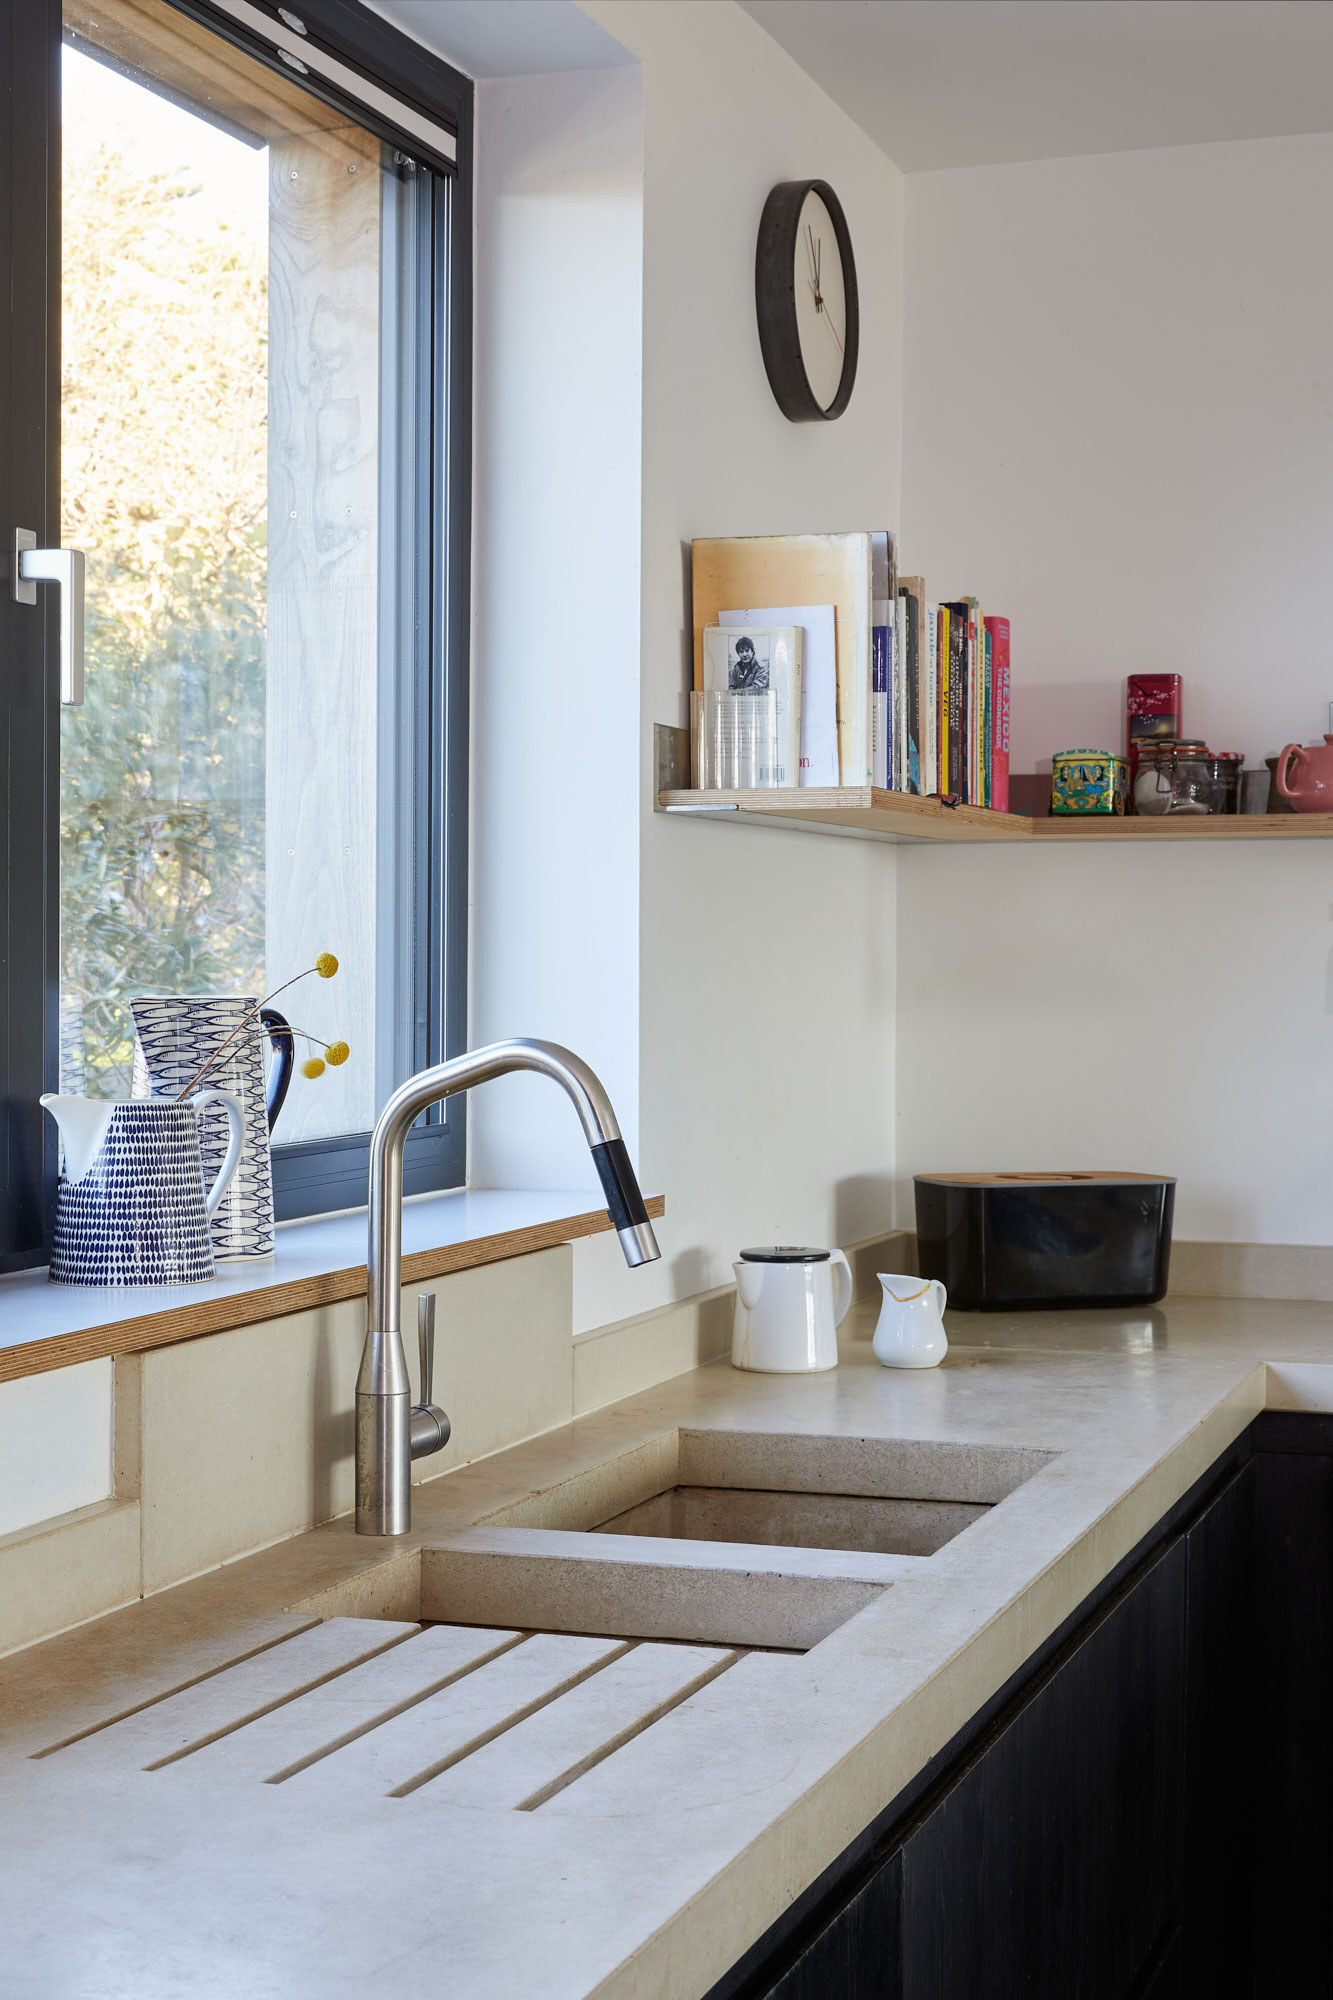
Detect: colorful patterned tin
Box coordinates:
(1051, 748, 1129, 816)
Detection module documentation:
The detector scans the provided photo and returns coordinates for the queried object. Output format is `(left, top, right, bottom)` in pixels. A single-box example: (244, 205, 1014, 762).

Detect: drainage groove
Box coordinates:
(515, 1647, 743, 1811)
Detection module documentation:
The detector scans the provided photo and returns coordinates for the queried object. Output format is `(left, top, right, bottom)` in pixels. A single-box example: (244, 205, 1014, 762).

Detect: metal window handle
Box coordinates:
(13, 530, 86, 705)
(409, 1292, 449, 1461)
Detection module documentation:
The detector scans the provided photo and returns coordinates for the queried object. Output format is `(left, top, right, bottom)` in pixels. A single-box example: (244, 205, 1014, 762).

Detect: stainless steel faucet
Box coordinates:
(355, 1038, 660, 1536)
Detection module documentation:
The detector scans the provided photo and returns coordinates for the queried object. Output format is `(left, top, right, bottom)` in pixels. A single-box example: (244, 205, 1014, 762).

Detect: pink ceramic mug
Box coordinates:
(1276, 735, 1333, 812)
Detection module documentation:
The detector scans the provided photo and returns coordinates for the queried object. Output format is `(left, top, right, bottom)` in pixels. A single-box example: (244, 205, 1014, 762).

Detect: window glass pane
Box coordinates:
(59, 0, 429, 1148)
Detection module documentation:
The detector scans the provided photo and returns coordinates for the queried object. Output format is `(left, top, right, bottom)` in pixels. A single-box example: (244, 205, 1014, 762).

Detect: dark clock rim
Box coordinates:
(755, 178, 860, 424)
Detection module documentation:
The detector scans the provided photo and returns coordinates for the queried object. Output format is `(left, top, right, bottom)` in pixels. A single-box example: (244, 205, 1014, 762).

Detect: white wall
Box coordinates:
(467, 64, 645, 1197)
(569, 0, 905, 1330)
(898, 134, 1333, 1243)
(427, 0, 906, 1331)
(903, 134, 1333, 774)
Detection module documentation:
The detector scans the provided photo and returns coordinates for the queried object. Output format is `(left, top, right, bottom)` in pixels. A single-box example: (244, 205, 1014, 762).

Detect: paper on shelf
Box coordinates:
(720, 605, 837, 787)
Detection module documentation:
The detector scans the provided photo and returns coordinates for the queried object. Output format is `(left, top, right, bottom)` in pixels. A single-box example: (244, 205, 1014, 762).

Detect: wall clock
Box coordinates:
(755, 179, 859, 422)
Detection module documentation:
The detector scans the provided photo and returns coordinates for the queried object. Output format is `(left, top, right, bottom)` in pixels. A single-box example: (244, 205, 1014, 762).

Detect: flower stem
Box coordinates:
(220, 1023, 335, 1051)
(173, 970, 322, 1100)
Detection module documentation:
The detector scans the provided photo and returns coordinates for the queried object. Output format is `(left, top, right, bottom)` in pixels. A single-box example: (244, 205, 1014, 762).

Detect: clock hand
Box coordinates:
(807, 275, 841, 345)
(807, 230, 826, 313)
(806, 222, 820, 292)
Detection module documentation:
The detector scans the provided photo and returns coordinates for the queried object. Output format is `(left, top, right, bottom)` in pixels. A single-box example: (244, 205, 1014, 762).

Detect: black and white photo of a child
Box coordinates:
(728, 634, 770, 692)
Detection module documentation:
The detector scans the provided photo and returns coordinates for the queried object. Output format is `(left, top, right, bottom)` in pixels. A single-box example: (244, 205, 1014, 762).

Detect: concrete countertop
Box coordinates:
(3, 1293, 1331, 2000)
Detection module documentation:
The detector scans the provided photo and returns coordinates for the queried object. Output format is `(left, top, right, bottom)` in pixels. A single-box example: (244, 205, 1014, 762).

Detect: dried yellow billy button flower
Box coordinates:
(175, 953, 347, 1099)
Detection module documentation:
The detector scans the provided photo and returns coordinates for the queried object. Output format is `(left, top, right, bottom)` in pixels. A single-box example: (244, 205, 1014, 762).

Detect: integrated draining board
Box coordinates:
(32, 1617, 740, 1810)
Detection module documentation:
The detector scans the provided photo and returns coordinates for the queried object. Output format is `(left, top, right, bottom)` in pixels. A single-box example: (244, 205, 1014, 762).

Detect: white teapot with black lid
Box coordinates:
(730, 1244, 854, 1374)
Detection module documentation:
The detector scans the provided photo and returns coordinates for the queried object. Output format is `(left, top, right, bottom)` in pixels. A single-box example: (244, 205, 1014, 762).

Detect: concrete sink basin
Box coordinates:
(289, 1429, 1052, 1653)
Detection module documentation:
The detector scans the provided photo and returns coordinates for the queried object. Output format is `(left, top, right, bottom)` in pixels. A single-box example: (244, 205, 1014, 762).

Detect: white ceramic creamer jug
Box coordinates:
(872, 1273, 948, 1369)
(731, 1246, 854, 1373)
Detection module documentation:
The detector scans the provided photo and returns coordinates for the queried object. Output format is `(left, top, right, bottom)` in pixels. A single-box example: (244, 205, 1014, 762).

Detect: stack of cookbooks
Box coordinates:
(691, 531, 1011, 810)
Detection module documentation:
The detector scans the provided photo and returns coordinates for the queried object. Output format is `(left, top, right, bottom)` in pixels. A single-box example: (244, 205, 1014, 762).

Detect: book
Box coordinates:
(976, 628, 984, 808)
(702, 625, 803, 786)
(693, 534, 872, 787)
(883, 532, 899, 787)
(901, 587, 920, 793)
(899, 576, 926, 792)
(922, 594, 939, 794)
(719, 604, 836, 786)
(985, 615, 1010, 812)
(894, 591, 908, 790)
(967, 600, 982, 804)
(944, 602, 968, 797)
(937, 604, 950, 797)
(958, 607, 969, 800)
(870, 532, 894, 789)
(871, 621, 890, 788)
(870, 530, 909, 792)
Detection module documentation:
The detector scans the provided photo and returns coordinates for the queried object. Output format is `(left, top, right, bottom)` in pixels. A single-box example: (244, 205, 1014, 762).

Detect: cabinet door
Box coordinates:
(900, 1538, 1186, 2000)
(1178, 1462, 1254, 1997)
(1137, 1924, 1182, 1999)
(1252, 1445, 1333, 1995)
(748, 1849, 901, 1999)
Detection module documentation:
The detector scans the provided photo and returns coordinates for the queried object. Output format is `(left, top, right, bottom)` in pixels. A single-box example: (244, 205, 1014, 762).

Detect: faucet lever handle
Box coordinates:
(417, 1292, 437, 1407)
(409, 1292, 450, 1463)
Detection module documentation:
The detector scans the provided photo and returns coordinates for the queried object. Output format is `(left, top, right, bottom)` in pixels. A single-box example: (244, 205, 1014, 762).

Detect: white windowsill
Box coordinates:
(0, 1188, 658, 1380)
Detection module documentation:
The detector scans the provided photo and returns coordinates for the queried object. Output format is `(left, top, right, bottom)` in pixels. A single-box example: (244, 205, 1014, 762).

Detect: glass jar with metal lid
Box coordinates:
(1133, 739, 1214, 815)
(1205, 750, 1244, 813)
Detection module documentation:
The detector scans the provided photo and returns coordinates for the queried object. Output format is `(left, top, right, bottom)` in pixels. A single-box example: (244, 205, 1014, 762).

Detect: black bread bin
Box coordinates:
(914, 1172, 1175, 1312)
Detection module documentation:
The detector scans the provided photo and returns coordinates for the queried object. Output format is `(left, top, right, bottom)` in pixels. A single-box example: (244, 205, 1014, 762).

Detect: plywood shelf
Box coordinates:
(1027, 811, 1333, 840)
(657, 787, 1333, 844)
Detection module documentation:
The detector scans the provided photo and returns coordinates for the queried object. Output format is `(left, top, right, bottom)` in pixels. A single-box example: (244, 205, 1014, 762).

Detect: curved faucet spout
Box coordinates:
(356, 1038, 659, 1536)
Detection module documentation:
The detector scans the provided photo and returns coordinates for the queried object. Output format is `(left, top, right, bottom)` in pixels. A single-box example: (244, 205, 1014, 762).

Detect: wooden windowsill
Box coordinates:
(0, 1188, 664, 1385)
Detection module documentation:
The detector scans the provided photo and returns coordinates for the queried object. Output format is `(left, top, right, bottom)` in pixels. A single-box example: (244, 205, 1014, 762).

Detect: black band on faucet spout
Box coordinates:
(591, 1137, 651, 1232)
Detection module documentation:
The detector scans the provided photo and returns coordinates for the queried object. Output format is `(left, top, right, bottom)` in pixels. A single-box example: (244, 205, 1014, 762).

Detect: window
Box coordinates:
(0, 0, 471, 1263)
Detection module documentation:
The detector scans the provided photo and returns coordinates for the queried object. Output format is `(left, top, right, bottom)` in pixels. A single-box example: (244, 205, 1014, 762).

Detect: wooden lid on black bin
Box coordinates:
(915, 1172, 1175, 1186)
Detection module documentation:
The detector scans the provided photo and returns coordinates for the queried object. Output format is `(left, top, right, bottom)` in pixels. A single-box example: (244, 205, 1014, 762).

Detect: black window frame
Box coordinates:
(0, 0, 472, 1267)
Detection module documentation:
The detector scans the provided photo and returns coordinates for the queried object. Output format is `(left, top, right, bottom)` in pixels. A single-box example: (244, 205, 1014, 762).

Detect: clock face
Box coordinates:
(755, 179, 859, 423)
(792, 189, 848, 414)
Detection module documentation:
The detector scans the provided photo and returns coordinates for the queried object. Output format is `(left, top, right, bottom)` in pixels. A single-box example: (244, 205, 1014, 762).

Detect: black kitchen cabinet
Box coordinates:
(754, 1851, 901, 1999)
(712, 1415, 1333, 2000)
(1179, 1463, 1255, 1994)
(897, 1539, 1185, 1999)
(717, 1536, 1190, 2000)
(1137, 1926, 1183, 1999)
(1250, 1418, 1333, 1994)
